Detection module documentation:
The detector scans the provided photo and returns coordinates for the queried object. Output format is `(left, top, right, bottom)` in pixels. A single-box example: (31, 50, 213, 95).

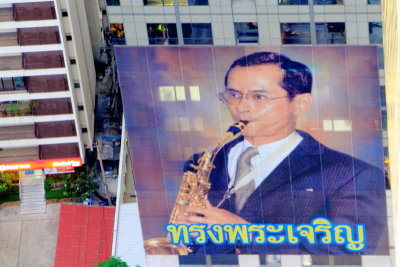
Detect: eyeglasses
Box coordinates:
(218, 90, 288, 106)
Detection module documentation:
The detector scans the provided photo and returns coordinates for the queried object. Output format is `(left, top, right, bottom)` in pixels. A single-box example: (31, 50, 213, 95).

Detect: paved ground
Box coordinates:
(0, 203, 60, 267)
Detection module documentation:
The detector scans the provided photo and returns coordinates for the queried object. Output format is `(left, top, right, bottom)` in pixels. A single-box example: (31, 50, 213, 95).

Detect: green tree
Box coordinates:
(92, 256, 130, 267)
(63, 165, 99, 202)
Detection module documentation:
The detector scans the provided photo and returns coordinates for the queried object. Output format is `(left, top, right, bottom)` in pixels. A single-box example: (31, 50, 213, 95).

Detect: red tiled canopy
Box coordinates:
(54, 204, 115, 267)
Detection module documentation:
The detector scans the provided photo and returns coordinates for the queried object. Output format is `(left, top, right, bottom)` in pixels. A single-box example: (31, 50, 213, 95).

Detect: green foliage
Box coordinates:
(63, 165, 99, 202)
(0, 182, 9, 194)
(0, 172, 18, 196)
(92, 257, 130, 267)
(0, 171, 19, 184)
(0, 185, 19, 204)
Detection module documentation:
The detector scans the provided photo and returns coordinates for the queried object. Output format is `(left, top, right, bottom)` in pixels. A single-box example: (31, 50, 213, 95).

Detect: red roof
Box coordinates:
(54, 204, 115, 267)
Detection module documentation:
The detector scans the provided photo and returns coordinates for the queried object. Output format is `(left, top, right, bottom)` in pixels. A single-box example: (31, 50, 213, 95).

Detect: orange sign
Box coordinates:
(0, 158, 82, 172)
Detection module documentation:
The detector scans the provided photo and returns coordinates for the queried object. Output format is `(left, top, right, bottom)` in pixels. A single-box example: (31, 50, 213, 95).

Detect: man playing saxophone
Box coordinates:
(176, 51, 388, 255)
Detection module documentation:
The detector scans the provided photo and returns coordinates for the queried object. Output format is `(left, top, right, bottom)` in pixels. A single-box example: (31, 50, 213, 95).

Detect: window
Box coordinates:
(66, 35, 72, 41)
(182, 23, 213, 45)
(314, 0, 343, 4)
(74, 82, 80, 88)
(369, 22, 382, 44)
(316, 23, 346, 44)
(180, 0, 209, 5)
(61, 11, 68, 17)
(281, 23, 311, 44)
(109, 23, 126, 45)
(82, 128, 88, 133)
(0, 77, 25, 92)
(106, 0, 120, 5)
(144, 0, 172, 5)
(368, 0, 380, 4)
(78, 105, 84, 111)
(235, 22, 259, 44)
(144, 0, 208, 5)
(147, 24, 178, 45)
(278, 0, 308, 4)
(378, 47, 384, 69)
(70, 59, 76, 64)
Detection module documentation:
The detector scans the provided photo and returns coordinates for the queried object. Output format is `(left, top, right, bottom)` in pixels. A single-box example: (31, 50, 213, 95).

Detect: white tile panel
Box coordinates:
(325, 14, 345, 21)
(114, 203, 147, 267)
(278, 6, 301, 14)
(356, 5, 368, 12)
(223, 22, 235, 38)
(345, 21, 358, 38)
(189, 6, 211, 13)
(345, 5, 356, 13)
(134, 15, 146, 22)
(213, 38, 225, 45)
(233, 14, 257, 22)
(299, 15, 310, 22)
(325, 5, 345, 13)
(164, 15, 177, 23)
(145, 6, 165, 13)
(164, 6, 175, 14)
(222, 14, 234, 22)
(368, 5, 382, 13)
(357, 21, 369, 37)
(279, 14, 300, 22)
(145, 14, 166, 22)
(211, 15, 223, 22)
(369, 13, 382, 21)
(345, 14, 357, 21)
(120, 0, 132, 6)
(356, 13, 368, 21)
(190, 14, 211, 22)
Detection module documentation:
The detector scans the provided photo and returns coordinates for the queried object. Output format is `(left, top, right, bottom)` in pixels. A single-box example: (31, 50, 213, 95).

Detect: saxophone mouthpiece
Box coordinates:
(227, 120, 248, 134)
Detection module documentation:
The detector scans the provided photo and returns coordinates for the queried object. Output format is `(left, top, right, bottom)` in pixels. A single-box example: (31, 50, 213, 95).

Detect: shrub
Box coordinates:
(92, 257, 130, 267)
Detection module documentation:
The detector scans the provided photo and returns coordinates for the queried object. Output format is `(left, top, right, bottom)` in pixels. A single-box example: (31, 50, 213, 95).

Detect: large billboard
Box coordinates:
(115, 46, 389, 255)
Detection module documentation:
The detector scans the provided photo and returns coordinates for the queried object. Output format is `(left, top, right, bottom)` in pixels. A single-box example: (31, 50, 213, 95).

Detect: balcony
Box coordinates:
(13, 2, 56, 21)
(0, 32, 18, 46)
(0, 51, 64, 71)
(0, 98, 72, 118)
(0, 147, 39, 163)
(0, 77, 26, 93)
(0, 125, 35, 141)
(0, 55, 23, 71)
(26, 75, 68, 93)
(0, 7, 13, 22)
(23, 51, 64, 69)
(0, 100, 36, 117)
(18, 27, 60, 46)
(40, 143, 80, 159)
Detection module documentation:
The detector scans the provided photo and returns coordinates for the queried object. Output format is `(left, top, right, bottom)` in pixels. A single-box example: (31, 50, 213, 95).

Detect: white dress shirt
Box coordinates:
(227, 131, 303, 189)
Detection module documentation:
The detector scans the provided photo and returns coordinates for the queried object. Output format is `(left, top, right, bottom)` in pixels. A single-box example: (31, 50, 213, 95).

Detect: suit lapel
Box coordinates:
(242, 130, 325, 207)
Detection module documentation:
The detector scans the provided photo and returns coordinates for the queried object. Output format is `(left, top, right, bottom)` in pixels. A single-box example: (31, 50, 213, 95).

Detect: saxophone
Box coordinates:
(144, 121, 248, 255)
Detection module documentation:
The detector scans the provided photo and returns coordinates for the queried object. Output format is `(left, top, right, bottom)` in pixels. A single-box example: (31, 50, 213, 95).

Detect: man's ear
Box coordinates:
(293, 93, 312, 115)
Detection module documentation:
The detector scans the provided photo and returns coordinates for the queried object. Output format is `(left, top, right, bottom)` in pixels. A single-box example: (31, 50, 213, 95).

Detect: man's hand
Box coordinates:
(176, 200, 250, 227)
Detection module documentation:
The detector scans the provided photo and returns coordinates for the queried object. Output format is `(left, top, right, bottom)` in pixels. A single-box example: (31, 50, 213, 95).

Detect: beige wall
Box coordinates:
(382, 0, 400, 267)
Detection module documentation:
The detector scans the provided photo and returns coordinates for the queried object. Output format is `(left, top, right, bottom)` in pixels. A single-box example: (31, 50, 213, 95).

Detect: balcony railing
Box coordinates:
(0, 55, 23, 71)
(0, 7, 13, 22)
(0, 100, 36, 117)
(13, 2, 56, 21)
(0, 32, 18, 46)
(0, 98, 72, 118)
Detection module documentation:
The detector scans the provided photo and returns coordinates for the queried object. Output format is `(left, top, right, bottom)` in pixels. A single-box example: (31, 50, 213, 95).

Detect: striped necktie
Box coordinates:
(234, 147, 258, 212)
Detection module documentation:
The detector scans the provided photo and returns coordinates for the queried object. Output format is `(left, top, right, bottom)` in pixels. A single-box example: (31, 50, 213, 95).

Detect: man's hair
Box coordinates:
(224, 51, 312, 99)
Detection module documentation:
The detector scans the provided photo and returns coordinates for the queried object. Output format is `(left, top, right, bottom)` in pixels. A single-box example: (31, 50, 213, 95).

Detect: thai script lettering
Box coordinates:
(165, 217, 366, 252)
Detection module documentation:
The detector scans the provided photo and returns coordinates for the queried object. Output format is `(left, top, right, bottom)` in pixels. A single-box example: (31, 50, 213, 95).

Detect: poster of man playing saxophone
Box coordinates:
(115, 46, 389, 256)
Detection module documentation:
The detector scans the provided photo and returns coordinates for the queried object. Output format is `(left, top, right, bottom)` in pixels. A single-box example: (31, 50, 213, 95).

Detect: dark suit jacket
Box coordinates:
(184, 130, 389, 255)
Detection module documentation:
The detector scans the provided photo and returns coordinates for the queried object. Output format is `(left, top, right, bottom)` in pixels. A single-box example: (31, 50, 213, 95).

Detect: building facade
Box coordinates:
(105, 0, 395, 267)
(0, 0, 97, 169)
